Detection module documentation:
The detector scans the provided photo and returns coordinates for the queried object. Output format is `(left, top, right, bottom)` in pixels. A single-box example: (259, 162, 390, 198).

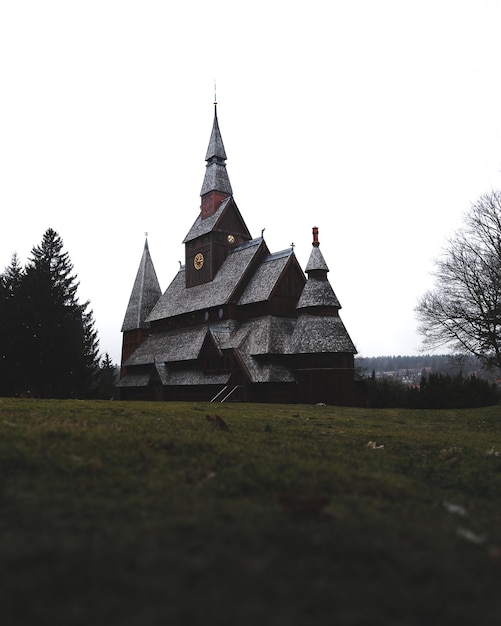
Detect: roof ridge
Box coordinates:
(231, 237, 263, 252)
(263, 248, 294, 262)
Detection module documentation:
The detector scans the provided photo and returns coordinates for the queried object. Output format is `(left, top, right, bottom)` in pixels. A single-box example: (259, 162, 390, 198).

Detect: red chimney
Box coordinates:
(312, 226, 319, 247)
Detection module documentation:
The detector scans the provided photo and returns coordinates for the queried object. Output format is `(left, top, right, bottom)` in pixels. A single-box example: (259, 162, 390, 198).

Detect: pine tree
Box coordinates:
(96, 353, 118, 399)
(1, 229, 100, 398)
(0, 254, 26, 395)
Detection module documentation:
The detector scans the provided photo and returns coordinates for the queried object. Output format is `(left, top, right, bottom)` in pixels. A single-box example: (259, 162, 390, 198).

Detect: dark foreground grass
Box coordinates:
(1, 399, 500, 625)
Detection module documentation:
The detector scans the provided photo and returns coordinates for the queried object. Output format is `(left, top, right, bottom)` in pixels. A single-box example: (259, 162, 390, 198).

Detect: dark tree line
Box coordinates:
(359, 372, 499, 409)
(0, 228, 114, 398)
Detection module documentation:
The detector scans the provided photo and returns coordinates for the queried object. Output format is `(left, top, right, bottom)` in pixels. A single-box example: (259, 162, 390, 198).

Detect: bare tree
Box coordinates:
(416, 190, 501, 373)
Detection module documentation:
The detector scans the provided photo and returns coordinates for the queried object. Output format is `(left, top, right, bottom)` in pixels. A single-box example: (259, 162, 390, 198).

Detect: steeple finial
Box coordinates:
(312, 226, 320, 247)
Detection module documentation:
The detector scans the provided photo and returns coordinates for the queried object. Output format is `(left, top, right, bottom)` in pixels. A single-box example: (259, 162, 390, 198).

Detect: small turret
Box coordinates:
(298, 227, 340, 311)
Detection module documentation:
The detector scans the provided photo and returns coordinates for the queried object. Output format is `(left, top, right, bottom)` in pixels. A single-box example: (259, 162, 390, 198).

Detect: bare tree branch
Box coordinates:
(416, 190, 501, 373)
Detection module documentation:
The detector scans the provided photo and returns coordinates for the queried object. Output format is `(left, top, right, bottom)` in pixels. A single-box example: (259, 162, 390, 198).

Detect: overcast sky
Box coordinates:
(2, 0, 501, 364)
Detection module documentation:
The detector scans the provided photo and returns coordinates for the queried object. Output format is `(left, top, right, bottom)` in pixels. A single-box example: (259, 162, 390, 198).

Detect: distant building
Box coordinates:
(118, 105, 357, 404)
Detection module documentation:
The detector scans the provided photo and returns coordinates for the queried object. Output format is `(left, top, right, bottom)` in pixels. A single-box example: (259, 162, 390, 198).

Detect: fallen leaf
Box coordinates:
(486, 447, 501, 457)
(366, 441, 384, 449)
(443, 501, 468, 517)
(456, 527, 487, 545)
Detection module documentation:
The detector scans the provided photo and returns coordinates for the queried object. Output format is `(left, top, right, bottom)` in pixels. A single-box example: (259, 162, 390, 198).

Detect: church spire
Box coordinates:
(305, 226, 329, 276)
(297, 227, 341, 311)
(200, 103, 232, 219)
(121, 238, 162, 332)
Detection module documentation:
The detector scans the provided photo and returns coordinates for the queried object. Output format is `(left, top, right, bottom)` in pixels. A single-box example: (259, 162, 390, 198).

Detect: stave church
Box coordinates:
(118, 105, 357, 404)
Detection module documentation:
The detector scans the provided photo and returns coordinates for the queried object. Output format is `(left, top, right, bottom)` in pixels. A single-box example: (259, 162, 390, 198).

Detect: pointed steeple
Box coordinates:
(297, 227, 341, 310)
(305, 226, 330, 276)
(204, 104, 228, 162)
(291, 227, 356, 356)
(121, 238, 162, 331)
(200, 103, 233, 219)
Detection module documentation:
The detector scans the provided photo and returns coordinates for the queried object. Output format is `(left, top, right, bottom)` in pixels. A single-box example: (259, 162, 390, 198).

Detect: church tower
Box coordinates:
(200, 103, 232, 219)
(290, 227, 357, 404)
(183, 103, 251, 288)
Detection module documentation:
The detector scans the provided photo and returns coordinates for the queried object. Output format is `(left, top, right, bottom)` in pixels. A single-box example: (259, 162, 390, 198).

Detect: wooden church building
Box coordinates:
(118, 106, 357, 404)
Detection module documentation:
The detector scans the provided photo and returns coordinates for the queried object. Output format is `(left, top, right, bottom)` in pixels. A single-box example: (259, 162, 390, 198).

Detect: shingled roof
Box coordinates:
(298, 231, 341, 310)
(288, 316, 356, 354)
(200, 105, 232, 197)
(121, 239, 162, 332)
(238, 249, 298, 305)
(124, 315, 300, 384)
(297, 278, 341, 309)
(125, 327, 208, 365)
(305, 245, 329, 273)
(119, 107, 357, 404)
(183, 196, 232, 243)
(229, 316, 296, 355)
(146, 238, 267, 321)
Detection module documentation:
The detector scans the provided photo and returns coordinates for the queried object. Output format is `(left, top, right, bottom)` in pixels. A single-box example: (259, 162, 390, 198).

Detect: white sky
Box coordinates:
(2, 0, 501, 364)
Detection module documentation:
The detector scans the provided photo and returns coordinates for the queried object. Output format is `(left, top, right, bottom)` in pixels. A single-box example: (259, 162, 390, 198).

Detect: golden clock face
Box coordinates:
(227, 234, 235, 244)
(194, 253, 204, 270)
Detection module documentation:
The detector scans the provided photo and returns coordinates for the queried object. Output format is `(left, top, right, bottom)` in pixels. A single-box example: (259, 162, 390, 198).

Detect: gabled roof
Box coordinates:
(123, 305, 356, 387)
(237, 249, 300, 305)
(183, 196, 232, 243)
(233, 349, 296, 383)
(124, 316, 299, 383)
(146, 238, 267, 321)
(183, 196, 251, 243)
(121, 239, 162, 332)
(126, 316, 298, 368)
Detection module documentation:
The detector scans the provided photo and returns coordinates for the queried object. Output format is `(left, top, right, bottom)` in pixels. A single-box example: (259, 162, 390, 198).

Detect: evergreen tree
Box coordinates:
(0, 229, 99, 398)
(95, 353, 118, 399)
(0, 254, 26, 395)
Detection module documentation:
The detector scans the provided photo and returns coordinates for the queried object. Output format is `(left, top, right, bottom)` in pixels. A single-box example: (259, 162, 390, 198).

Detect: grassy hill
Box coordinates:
(1, 399, 500, 625)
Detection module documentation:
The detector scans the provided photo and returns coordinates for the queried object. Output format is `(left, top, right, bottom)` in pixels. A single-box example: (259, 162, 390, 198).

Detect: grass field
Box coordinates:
(1, 398, 500, 625)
